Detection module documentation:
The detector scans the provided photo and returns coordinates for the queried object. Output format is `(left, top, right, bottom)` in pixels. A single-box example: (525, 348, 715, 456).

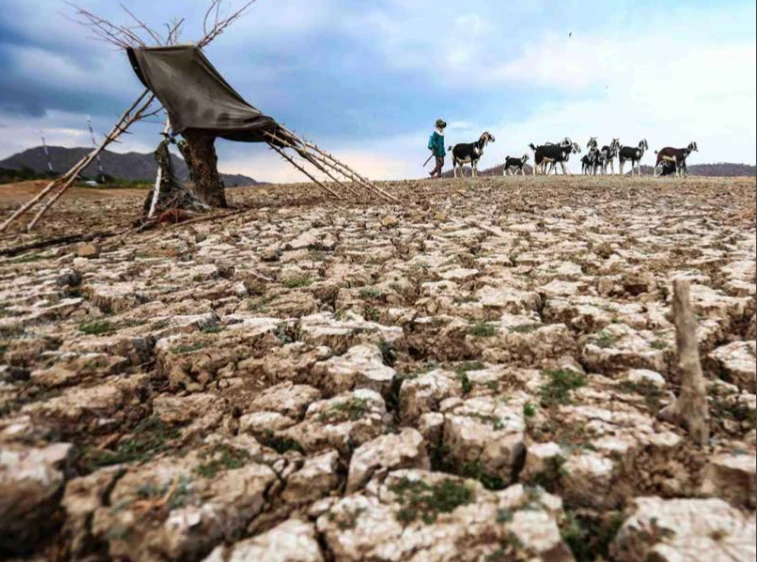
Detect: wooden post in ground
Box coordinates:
(659, 279, 710, 446)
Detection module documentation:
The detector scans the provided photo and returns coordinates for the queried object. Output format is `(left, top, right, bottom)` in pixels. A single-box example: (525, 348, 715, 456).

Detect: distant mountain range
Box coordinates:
(0, 146, 258, 187)
(443, 162, 756, 178)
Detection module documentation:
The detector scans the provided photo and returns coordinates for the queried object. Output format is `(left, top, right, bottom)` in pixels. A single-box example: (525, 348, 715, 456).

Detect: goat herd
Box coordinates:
(448, 132, 699, 178)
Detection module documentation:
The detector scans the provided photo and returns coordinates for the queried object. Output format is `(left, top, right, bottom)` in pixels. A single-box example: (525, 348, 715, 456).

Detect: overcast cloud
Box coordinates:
(0, 0, 754, 182)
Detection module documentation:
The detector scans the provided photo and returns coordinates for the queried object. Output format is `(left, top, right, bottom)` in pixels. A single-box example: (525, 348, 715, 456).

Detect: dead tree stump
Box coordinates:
(182, 129, 228, 209)
(659, 279, 711, 446)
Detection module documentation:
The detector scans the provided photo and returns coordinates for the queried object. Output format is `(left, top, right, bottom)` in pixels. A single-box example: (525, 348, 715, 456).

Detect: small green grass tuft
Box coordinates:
(390, 477, 475, 525)
(456, 370, 474, 395)
(365, 306, 381, 323)
(593, 330, 617, 349)
(171, 342, 207, 355)
(468, 321, 497, 338)
(618, 380, 665, 413)
(359, 287, 383, 301)
(194, 444, 251, 479)
(319, 398, 371, 424)
(260, 431, 305, 455)
(283, 275, 313, 289)
(526, 455, 567, 493)
(79, 321, 117, 336)
(81, 417, 181, 471)
(509, 323, 543, 334)
(539, 370, 587, 407)
(523, 403, 538, 418)
(459, 462, 507, 491)
(201, 325, 223, 334)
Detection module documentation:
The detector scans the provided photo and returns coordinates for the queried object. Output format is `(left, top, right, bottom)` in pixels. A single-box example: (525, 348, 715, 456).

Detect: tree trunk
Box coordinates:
(181, 129, 227, 208)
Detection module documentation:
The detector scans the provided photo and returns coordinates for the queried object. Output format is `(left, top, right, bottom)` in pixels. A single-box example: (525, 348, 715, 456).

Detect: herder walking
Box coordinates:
(428, 119, 447, 178)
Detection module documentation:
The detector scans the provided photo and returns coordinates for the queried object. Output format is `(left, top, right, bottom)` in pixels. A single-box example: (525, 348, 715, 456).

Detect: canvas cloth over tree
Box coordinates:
(128, 45, 293, 144)
(128, 45, 397, 202)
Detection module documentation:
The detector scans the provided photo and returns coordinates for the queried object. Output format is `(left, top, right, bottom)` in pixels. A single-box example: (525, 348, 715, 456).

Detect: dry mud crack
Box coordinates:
(1, 176, 755, 561)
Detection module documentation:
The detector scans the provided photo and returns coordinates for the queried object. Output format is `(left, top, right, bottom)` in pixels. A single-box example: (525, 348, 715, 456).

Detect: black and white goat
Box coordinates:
(583, 137, 600, 175)
(654, 142, 698, 177)
(529, 138, 580, 175)
(528, 139, 568, 175)
(503, 154, 529, 176)
(449, 132, 496, 178)
(618, 139, 648, 176)
(597, 138, 621, 175)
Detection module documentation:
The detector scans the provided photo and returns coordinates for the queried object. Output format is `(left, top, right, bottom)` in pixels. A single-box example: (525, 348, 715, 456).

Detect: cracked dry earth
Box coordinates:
(1, 176, 756, 562)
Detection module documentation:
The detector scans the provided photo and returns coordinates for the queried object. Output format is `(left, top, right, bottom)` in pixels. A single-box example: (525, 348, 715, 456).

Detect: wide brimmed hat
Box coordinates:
(436, 119, 447, 129)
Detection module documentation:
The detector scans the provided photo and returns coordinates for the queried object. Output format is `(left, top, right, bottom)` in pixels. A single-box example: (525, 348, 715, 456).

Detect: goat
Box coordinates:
(449, 132, 496, 178)
(529, 138, 570, 175)
(599, 138, 621, 175)
(618, 139, 649, 176)
(654, 142, 698, 177)
(530, 138, 581, 175)
(584, 137, 600, 175)
(503, 154, 529, 176)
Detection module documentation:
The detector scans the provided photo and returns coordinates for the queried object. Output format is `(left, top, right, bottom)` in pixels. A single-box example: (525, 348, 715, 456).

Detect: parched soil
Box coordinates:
(1, 176, 756, 562)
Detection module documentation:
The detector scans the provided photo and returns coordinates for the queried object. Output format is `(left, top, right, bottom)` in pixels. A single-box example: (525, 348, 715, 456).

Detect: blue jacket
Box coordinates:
(428, 131, 446, 157)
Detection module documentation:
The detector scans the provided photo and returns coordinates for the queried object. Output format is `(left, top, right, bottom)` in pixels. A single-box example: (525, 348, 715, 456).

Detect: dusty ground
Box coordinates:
(1, 176, 756, 562)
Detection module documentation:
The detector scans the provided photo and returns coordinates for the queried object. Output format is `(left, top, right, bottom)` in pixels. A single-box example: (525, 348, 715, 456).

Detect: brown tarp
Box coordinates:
(128, 45, 293, 144)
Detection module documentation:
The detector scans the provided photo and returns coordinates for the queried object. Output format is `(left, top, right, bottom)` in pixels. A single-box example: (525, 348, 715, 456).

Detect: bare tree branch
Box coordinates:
(120, 3, 166, 45)
(198, 0, 258, 48)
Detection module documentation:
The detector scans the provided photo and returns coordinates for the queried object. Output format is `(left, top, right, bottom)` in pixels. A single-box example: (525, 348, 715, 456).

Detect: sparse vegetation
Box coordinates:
(171, 342, 207, 355)
(508, 323, 543, 334)
(593, 330, 617, 349)
(359, 287, 383, 300)
(523, 403, 537, 418)
(194, 443, 251, 479)
(283, 274, 313, 289)
(618, 379, 665, 413)
(79, 320, 117, 336)
(319, 398, 371, 424)
(365, 306, 381, 322)
(81, 417, 182, 471)
(390, 477, 475, 525)
(468, 321, 497, 338)
(539, 370, 587, 407)
(526, 455, 566, 493)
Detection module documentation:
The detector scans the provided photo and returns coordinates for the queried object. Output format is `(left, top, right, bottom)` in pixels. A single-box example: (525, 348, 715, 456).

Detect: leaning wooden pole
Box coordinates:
(301, 139, 400, 203)
(278, 125, 398, 203)
(0, 90, 152, 233)
(25, 93, 156, 231)
(659, 279, 711, 446)
(264, 131, 360, 198)
(266, 143, 341, 199)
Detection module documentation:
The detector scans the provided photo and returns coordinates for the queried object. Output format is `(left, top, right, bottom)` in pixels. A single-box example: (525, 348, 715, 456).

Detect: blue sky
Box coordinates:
(0, 0, 755, 182)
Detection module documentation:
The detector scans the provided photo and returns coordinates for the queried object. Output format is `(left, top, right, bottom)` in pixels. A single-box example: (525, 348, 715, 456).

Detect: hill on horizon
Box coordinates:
(0, 146, 258, 187)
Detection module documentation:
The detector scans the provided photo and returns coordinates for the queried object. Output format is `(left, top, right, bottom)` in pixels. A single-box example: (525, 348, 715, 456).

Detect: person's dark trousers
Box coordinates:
(430, 155, 445, 178)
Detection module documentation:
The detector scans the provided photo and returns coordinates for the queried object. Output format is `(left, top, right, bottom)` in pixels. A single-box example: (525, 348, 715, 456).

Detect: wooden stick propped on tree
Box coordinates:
(3, 2, 255, 233)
